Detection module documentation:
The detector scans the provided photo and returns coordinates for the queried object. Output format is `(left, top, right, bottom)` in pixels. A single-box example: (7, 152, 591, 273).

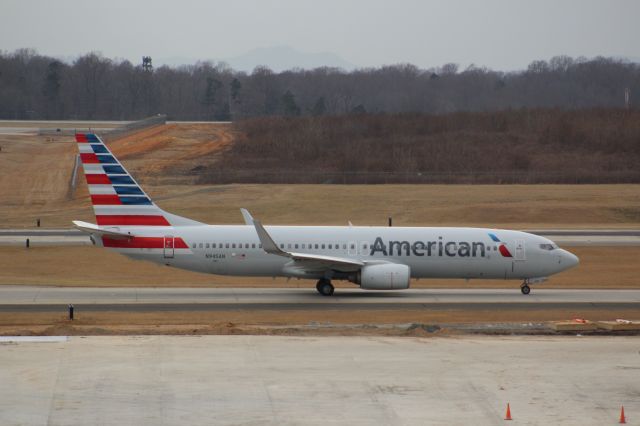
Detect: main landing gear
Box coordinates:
(520, 283, 531, 295)
(316, 279, 335, 296)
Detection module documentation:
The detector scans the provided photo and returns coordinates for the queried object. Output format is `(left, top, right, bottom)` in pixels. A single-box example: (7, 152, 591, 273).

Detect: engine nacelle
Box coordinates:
(355, 263, 411, 290)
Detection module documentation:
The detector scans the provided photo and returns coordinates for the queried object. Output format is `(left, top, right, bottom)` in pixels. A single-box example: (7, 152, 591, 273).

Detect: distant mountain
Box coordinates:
(223, 46, 355, 72)
(155, 47, 354, 72)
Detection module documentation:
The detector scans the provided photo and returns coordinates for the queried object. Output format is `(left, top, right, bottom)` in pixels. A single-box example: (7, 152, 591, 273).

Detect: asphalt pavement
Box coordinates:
(0, 287, 638, 312)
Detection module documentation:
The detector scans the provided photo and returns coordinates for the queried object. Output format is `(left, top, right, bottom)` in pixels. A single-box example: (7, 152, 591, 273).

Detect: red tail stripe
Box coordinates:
(499, 245, 513, 257)
(90, 195, 122, 205)
(85, 174, 111, 185)
(76, 134, 88, 143)
(96, 215, 170, 226)
(80, 153, 99, 164)
(102, 236, 189, 249)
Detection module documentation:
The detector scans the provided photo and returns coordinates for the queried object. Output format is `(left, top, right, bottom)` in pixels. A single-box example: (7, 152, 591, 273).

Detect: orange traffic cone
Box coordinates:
(505, 403, 512, 421)
(619, 405, 626, 424)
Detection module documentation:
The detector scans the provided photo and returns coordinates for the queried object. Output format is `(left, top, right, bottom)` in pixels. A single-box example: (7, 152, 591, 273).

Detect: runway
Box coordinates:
(0, 287, 638, 312)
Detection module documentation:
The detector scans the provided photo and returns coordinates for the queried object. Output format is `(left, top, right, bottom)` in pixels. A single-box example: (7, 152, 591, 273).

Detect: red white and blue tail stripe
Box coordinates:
(75, 133, 201, 228)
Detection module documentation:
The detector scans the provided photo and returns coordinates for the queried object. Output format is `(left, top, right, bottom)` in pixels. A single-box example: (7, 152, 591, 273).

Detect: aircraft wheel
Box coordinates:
(520, 284, 531, 295)
(316, 279, 335, 296)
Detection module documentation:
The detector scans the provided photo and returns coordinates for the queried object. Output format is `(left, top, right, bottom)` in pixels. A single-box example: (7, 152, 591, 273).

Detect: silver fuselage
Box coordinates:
(99, 225, 579, 281)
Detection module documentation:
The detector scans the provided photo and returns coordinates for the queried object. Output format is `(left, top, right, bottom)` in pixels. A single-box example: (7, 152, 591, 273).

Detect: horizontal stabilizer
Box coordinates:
(72, 220, 134, 240)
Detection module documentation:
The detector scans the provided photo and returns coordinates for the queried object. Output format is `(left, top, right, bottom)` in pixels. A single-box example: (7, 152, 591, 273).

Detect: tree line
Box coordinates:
(0, 48, 638, 120)
(199, 109, 640, 184)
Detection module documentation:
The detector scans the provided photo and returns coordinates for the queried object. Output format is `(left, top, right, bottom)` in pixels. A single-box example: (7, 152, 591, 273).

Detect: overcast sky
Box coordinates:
(2, 0, 639, 71)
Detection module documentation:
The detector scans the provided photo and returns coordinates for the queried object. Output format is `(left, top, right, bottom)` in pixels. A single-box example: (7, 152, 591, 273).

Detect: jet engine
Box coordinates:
(352, 264, 411, 290)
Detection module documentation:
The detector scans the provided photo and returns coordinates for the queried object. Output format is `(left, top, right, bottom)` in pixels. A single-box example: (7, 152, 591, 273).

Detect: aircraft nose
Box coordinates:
(560, 250, 579, 269)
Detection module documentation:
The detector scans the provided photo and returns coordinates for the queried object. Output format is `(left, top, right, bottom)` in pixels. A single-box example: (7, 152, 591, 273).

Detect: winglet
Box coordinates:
(252, 220, 288, 256)
(240, 208, 254, 225)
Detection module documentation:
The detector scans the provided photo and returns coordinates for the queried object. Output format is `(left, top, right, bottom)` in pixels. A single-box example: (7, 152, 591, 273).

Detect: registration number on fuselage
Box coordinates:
(205, 253, 226, 259)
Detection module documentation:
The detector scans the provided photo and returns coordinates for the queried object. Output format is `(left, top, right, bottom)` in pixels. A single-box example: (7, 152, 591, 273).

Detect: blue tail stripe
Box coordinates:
(488, 233, 500, 242)
(119, 196, 152, 205)
(114, 186, 144, 195)
(103, 165, 126, 174)
(90, 144, 109, 154)
(108, 176, 135, 185)
(97, 155, 118, 164)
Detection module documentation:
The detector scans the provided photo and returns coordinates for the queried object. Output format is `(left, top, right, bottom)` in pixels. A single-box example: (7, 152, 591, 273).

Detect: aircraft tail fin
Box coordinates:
(75, 132, 202, 227)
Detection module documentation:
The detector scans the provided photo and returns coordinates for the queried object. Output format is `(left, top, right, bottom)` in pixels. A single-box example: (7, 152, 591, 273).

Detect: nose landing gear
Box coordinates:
(316, 279, 335, 296)
(520, 283, 531, 295)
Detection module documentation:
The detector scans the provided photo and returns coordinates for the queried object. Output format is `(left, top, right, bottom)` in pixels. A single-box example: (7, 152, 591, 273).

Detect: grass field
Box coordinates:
(1, 123, 639, 290)
(1, 123, 638, 333)
(1, 124, 639, 228)
(2, 182, 640, 229)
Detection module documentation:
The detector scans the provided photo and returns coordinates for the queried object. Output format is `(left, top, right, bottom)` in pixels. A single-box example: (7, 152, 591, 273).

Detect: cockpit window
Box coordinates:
(539, 243, 556, 251)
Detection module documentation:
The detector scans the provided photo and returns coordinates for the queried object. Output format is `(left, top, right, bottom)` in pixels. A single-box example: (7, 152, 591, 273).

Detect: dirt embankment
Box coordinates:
(0, 123, 233, 227)
(108, 123, 234, 184)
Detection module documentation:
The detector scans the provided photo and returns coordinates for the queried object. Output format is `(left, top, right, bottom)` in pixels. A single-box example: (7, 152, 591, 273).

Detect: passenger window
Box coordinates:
(232, 243, 236, 249)
(259, 244, 262, 248)
(302, 244, 306, 249)
(199, 243, 203, 249)
(192, 243, 196, 249)
(295, 244, 299, 249)
(328, 244, 332, 249)
(288, 243, 292, 249)
(252, 243, 256, 249)
(225, 243, 229, 249)
(321, 244, 325, 249)
(350, 244, 355, 249)
(342, 244, 347, 249)
(206, 243, 210, 248)
(280, 244, 284, 249)
(315, 244, 319, 249)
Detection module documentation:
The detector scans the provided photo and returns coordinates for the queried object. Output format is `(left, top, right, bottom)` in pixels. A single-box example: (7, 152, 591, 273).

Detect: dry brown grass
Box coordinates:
(1, 123, 639, 229)
(1, 307, 638, 337)
(0, 245, 637, 288)
(3, 180, 640, 230)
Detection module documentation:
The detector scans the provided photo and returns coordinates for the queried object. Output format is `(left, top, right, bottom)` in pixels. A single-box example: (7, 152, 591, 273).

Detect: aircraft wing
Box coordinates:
(72, 220, 134, 240)
(252, 219, 364, 271)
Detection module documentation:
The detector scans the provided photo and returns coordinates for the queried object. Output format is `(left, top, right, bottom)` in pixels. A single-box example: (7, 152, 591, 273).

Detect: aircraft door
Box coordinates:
(510, 239, 526, 277)
(163, 236, 175, 258)
(514, 239, 525, 261)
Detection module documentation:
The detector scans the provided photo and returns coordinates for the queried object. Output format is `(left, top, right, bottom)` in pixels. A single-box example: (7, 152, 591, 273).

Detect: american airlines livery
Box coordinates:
(72, 133, 579, 296)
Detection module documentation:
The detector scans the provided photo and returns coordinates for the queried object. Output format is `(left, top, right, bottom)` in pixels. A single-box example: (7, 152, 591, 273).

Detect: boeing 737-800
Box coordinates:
(72, 133, 579, 296)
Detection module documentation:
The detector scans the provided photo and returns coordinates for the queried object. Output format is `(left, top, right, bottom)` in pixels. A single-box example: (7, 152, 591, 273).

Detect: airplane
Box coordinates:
(72, 132, 579, 296)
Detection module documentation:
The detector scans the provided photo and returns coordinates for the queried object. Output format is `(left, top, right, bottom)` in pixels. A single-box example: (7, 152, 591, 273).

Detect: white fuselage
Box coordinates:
(98, 225, 579, 282)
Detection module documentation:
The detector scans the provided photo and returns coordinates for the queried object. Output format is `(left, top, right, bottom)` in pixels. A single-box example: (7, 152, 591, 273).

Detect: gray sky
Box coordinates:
(2, 0, 639, 70)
